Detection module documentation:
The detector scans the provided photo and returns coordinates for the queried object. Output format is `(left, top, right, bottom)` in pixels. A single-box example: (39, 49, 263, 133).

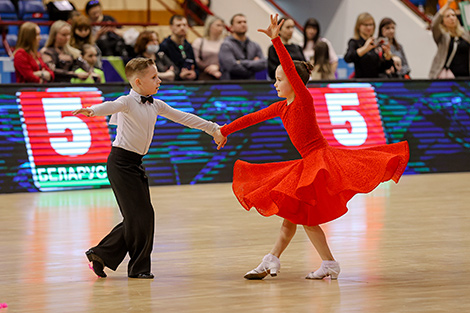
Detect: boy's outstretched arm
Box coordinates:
(72, 108, 94, 117)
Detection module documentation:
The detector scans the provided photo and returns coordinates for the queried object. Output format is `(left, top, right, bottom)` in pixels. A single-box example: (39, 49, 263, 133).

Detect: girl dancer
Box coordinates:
(217, 15, 409, 280)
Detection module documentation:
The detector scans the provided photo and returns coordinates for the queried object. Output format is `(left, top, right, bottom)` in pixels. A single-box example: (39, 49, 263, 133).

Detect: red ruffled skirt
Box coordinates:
(231, 141, 409, 226)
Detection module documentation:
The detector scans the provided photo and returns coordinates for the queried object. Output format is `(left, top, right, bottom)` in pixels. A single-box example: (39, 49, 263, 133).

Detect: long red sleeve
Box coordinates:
(220, 101, 282, 137)
(272, 37, 312, 103)
(220, 37, 312, 138)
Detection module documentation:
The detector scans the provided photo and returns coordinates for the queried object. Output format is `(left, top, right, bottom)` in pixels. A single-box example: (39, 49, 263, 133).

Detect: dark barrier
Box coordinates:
(1, 80, 469, 193)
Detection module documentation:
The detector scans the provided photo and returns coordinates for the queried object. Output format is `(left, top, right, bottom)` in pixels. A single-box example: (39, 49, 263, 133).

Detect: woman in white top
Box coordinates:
(302, 18, 338, 75)
(192, 15, 226, 80)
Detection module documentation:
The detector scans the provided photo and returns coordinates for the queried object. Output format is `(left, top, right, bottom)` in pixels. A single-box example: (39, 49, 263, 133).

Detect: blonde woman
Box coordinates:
(430, 0, 470, 78)
(13, 22, 54, 83)
(40, 20, 91, 82)
(192, 15, 226, 80)
(343, 12, 393, 78)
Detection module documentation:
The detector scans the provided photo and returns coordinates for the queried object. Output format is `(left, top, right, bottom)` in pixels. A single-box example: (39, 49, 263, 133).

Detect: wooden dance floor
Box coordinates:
(0, 172, 469, 312)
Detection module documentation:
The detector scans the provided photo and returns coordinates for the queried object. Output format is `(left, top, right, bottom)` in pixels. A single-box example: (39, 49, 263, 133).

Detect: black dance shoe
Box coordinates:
(85, 249, 107, 278)
(128, 273, 154, 279)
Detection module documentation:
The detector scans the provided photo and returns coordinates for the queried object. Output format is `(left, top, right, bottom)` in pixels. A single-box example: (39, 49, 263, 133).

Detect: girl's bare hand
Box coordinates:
(257, 14, 284, 39)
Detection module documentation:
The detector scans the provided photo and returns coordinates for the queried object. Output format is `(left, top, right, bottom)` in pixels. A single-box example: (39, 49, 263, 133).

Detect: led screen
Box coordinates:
(0, 80, 469, 193)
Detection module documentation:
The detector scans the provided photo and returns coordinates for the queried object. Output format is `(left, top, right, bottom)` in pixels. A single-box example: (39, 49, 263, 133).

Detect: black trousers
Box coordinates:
(91, 147, 155, 276)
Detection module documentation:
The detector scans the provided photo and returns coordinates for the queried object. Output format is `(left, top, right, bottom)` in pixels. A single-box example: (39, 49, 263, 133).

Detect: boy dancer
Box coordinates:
(73, 58, 223, 278)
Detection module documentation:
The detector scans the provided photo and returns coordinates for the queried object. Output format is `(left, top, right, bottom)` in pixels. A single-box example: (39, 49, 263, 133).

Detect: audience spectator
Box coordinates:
(439, 0, 464, 24)
(134, 30, 176, 81)
(159, 15, 198, 81)
(302, 18, 338, 75)
(219, 13, 267, 80)
(192, 15, 225, 80)
(310, 41, 335, 80)
(13, 22, 54, 83)
(344, 12, 394, 78)
(0, 18, 6, 47)
(378, 17, 411, 77)
(70, 15, 102, 68)
(85, 0, 128, 59)
(430, 0, 470, 78)
(267, 17, 305, 79)
(40, 20, 91, 82)
(71, 44, 105, 83)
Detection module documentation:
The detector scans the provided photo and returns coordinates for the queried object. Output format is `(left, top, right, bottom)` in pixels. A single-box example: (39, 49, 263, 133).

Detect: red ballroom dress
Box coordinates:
(220, 37, 410, 226)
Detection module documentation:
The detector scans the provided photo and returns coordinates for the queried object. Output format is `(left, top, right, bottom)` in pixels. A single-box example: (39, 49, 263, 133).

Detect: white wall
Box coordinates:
(212, 0, 436, 78)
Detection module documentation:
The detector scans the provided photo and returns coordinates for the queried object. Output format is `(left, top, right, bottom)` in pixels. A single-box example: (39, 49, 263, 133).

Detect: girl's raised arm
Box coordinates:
(259, 15, 311, 101)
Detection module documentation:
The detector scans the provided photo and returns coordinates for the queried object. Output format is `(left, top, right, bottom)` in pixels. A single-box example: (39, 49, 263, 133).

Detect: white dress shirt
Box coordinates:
(90, 89, 219, 155)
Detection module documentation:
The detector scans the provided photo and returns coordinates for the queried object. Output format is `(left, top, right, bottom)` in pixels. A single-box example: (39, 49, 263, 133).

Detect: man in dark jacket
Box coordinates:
(159, 15, 198, 81)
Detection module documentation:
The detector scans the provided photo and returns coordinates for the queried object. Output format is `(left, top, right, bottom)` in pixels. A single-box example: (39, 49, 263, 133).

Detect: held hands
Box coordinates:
(213, 126, 227, 150)
(72, 108, 94, 117)
(258, 14, 284, 39)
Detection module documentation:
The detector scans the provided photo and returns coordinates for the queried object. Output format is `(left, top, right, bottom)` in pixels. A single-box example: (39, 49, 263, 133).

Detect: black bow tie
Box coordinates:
(141, 95, 154, 104)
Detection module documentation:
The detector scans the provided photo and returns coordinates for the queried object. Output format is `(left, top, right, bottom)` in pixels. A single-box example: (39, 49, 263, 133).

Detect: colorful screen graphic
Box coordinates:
(0, 80, 469, 193)
(308, 84, 386, 147)
(18, 87, 110, 191)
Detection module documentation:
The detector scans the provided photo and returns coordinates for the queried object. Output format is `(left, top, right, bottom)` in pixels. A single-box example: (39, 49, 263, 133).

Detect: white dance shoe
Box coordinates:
(305, 260, 340, 280)
(244, 254, 281, 280)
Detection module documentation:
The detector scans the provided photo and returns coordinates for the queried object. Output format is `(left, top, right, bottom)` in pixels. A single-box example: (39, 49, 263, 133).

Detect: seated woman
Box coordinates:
(192, 15, 225, 80)
(70, 14, 102, 68)
(40, 20, 91, 83)
(133, 30, 176, 81)
(302, 18, 338, 76)
(85, 0, 128, 59)
(267, 17, 305, 79)
(344, 12, 394, 79)
(13, 22, 54, 83)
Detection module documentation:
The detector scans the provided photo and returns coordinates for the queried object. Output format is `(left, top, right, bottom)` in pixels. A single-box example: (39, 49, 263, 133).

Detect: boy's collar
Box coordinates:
(130, 89, 153, 104)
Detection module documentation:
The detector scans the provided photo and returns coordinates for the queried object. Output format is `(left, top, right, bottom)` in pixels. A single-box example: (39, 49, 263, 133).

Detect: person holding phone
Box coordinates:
(159, 15, 198, 80)
(344, 12, 394, 78)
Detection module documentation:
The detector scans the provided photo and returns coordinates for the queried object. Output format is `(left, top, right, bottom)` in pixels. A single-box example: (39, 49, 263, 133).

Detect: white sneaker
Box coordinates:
(244, 254, 281, 280)
(305, 260, 340, 280)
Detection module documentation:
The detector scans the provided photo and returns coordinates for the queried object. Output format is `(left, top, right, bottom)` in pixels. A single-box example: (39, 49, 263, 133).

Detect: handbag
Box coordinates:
(438, 39, 458, 79)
